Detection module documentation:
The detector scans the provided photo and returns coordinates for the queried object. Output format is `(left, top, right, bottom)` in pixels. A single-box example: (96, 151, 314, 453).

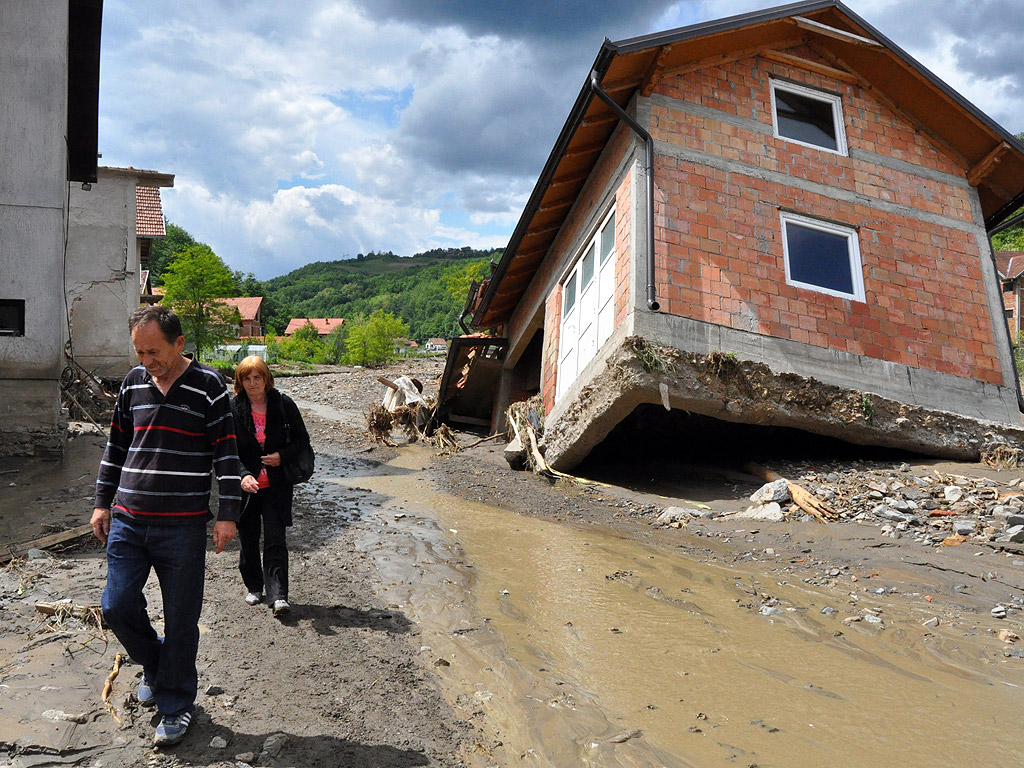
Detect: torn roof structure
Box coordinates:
(458, 0, 1024, 470)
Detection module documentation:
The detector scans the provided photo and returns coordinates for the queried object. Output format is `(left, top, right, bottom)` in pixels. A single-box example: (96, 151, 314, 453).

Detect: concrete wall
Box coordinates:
(66, 170, 140, 378)
(0, 1, 70, 456)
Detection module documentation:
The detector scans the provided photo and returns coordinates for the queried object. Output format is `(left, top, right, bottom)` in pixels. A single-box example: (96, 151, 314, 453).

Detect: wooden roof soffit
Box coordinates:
(659, 39, 803, 81)
(787, 15, 882, 48)
(563, 140, 608, 160)
(758, 49, 859, 84)
(640, 45, 675, 97)
(523, 222, 563, 239)
(581, 114, 619, 129)
(968, 142, 1011, 187)
(817, 46, 970, 169)
(548, 170, 591, 189)
(538, 195, 576, 214)
(597, 75, 642, 95)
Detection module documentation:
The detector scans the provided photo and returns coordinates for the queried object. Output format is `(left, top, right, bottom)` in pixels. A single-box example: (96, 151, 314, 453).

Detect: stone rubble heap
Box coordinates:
(659, 461, 1024, 548)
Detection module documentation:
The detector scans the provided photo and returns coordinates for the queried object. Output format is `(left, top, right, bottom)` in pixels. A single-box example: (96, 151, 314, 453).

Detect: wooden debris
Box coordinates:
(1, 524, 94, 565)
(463, 433, 503, 450)
(102, 653, 124, 723)
(743, 462, 836, 523)
(376, 376, 398, 390)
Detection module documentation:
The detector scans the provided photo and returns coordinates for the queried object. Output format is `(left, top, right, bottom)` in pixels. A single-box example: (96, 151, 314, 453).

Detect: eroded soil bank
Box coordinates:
(3, 359, 1024, 767)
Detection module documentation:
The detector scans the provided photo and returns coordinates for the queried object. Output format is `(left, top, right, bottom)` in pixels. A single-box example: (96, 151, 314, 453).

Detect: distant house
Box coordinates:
(393, 338, 419, 355)
(0, 0, 103, 457)
(219, 296, 264, 338)
(67, 166, 174, 377)
(995, 251, 1024, 339)
(284, 318, 344, 337)
(424, 337, 448, 353)
(459, 0, 1024, 469)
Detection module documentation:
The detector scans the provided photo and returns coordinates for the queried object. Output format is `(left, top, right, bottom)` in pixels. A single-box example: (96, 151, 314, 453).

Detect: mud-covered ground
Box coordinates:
(3, 356, 1024, 767)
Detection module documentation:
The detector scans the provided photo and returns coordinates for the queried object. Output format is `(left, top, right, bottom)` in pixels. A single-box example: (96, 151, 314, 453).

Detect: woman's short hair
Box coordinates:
(233, 355, 274, 397)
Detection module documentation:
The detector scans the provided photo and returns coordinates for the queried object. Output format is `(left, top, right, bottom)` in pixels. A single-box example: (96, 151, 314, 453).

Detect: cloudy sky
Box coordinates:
(98, 0, 1024, 280)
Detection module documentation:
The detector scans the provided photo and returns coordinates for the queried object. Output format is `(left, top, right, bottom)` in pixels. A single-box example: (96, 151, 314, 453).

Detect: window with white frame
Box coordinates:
(780, 212, 864, 302)
(770, 79, 847, 155)
(557, 208, 617, 401)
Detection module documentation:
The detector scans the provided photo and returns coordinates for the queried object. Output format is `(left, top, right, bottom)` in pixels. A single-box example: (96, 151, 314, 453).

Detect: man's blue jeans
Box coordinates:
(102, 515, 206, 716)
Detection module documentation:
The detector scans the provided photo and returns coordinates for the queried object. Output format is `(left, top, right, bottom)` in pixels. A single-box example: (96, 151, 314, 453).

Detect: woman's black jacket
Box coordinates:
(231, 388, 310, 526)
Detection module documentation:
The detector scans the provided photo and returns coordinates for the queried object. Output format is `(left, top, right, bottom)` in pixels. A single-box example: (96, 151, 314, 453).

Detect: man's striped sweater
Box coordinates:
(95, 360, 242, 525)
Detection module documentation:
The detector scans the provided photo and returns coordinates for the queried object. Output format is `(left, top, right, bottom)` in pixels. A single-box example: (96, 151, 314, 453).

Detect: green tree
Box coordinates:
(160, 245, 240, 360)
(344, 310, 409, 366)
(148, 222, 200, 285)
(443, 259, 490, 300)
(323, 322, 350, 364)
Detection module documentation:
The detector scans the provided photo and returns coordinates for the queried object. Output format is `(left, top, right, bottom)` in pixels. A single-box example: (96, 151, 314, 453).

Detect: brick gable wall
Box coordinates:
(648, 47, 1000, 386)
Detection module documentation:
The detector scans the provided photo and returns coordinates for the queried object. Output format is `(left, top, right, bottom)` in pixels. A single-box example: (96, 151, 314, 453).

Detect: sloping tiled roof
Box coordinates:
(136, 186, 166, 238)
(285, 318, 345, 335)
(995, 251, 1024, 281)
(219, 296, 264, 321)
(427, 338, 447, 346)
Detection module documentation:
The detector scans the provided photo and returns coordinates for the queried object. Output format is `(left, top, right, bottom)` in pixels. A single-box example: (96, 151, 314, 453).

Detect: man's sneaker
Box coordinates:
(244, 591, 263, 606)
(137, 677, 155, 708)
(153, 710, 192, 747)
(272, 599, 290, 617)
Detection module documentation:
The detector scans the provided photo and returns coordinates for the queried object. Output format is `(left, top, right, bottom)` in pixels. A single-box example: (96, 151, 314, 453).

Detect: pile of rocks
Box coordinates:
(658, 462, 1024, 548)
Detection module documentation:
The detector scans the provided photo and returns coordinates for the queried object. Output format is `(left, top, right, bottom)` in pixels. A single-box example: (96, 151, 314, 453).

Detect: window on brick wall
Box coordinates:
(557, 208, 617, 401)
(770, 79, 847, 155)
(780, 212, 864, 301)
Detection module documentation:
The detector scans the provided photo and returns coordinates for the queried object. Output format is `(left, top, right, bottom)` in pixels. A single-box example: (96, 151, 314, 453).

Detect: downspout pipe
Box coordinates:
(589, 70, 659, 311)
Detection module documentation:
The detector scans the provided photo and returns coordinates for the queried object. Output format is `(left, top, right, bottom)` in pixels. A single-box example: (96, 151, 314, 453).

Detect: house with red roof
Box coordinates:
(219, 296, 264, 338)
(284, 318, 345, 337)
(456, 0, 1024, 469)
(995, 251, 1024, 339)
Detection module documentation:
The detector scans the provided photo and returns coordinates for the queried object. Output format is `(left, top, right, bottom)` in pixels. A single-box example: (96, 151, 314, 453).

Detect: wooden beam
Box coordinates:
(524, 222, 562, 238)
(660, 38, 805, 80)
(548, 171, 590, 188)
(538, 195, 576, 213)
(759, 49, 859, 84)
(563, 140, 607, 159)
(597, 75, 641, 94)
(968, 142, 1011, 187)
(788, 16, 882, 47)
(1, 524, 94, 565)
(581, 114, 618, 129)
(641, 45, 675, 97)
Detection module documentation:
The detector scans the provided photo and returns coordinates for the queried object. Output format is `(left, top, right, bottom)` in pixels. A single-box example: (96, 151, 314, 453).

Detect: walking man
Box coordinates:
(91, 305, 242, 747)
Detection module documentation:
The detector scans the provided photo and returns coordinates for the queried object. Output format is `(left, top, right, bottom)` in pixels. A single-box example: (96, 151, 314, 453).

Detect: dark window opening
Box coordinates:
(785, 221, 854, 295)
(0, 299, 25, 337)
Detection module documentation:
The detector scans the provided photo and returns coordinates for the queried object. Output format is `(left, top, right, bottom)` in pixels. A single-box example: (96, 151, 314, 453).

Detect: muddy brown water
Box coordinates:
(336, 445, 1024, 768)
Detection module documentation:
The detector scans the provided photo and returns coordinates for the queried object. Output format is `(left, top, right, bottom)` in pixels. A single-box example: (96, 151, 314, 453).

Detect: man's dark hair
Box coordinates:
(129, 305, 183, 343)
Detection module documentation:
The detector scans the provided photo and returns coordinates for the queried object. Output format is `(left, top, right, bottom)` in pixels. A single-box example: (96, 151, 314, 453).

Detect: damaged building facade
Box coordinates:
(66, 166, 174, 378)
(465, 1, 1024, 470)
(0, 0, 102, 457)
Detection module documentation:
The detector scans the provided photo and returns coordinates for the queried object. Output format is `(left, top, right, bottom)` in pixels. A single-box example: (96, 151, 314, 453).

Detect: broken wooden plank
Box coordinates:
(0, 524, 94, 564)
(376, 376, 398, 390)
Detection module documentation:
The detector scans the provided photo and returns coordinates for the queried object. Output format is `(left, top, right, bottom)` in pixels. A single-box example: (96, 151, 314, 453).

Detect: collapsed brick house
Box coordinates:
(457, 0, 1024, 469)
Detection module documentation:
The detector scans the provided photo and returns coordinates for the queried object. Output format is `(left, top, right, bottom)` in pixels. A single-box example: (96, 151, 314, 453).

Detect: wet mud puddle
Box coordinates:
(330, 446, 1024, 767)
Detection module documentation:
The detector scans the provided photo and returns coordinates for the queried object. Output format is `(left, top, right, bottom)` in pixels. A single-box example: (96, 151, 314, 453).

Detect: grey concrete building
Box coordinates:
(0, 0, 103, 457)
(66, 167, 174, 378)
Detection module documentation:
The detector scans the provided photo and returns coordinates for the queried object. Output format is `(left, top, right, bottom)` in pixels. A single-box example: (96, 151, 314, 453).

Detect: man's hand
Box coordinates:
(261, 452, 281, 467)
(213, 520, 237, 554)
(91, 508, 111, 543)
(241, 475, 259, 493)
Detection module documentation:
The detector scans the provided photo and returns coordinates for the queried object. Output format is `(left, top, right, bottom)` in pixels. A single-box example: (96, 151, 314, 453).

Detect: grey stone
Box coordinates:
(997, 525, 1024, 544)
(210, 736, 228, 749)
(759, 605, 783, 616)
(737, 502, 784, 522)
(943, 486, 964, 503)
(952, 520, 977, 537)
(751, 479, 790, 504)
(1006, 513, 1024, 527)
(873, 505, 912, 523)
(885, 498, 912, 512)
(657, 506, 714, 523)
(261, 733, 289, 759)
(503, 436, 527, 470)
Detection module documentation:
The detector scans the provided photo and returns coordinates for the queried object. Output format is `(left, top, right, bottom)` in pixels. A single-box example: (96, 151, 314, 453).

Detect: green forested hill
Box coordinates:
(261, 247, 500, 340)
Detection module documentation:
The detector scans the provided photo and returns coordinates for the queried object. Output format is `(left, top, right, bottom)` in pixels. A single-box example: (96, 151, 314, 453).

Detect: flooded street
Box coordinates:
(339, 445, 1024, 767)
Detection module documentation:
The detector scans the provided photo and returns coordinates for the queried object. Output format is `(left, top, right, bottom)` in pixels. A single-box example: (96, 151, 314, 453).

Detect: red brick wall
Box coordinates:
(648, 47, 1000, 385)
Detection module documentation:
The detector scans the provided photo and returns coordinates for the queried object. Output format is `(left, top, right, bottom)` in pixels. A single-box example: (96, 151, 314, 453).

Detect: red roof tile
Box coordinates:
(136, 186, 166, 238)
(284, 318, 345, 335)
(995, 251, 1024, 281)
(219, 296, 263, 321)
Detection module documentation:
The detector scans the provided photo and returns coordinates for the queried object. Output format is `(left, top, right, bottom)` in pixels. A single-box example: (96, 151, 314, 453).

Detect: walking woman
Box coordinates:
(231, 355, 310, 617)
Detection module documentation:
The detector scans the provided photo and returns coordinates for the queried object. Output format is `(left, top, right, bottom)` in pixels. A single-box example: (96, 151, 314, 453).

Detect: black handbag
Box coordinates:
(281, 410, 315, 485)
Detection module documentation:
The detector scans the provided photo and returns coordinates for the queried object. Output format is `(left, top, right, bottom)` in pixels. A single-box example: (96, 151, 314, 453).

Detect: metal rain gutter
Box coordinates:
(589, 70, 659, 312)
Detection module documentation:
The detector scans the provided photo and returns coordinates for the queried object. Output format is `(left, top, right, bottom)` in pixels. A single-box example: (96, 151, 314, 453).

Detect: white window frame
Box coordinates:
(780, 211, 864, 302)
(769, 78, 848, 156)
(556, 207, 617, 401)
